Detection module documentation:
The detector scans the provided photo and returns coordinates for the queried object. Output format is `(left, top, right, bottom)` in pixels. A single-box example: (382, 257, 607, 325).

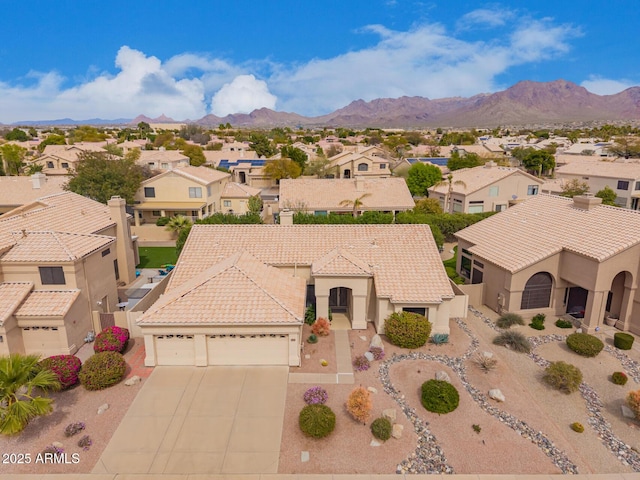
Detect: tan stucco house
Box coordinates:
(220, 182, 262, 215)
(137, 224, 466, 367)
(0, 193, 138, 357)
(555, 161, 640, 210)
(32, 143, 107, 175)
(137, 149, 189, 172)
(326, 146, 392, 179)
(0, 173, 67, 215)
(428, 162, 544, 213)
(455, 194, 640, 335)
(278, 177, 415, 215)
(133, 166, 231, 225)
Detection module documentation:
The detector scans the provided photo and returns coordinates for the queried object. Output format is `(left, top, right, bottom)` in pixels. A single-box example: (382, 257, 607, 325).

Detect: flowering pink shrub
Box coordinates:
(39, 355, 82, 389)
(303, 386, 328, 405)
(353, 355, 371, 371)
(94, 326, 130, 353)
(64, 421, 86, 437)
(369, 347, 385, 360)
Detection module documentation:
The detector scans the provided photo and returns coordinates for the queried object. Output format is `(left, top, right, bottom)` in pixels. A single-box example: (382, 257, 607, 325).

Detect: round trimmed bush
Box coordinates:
(39, 355, 82, 390)
(299, 404, 336, 438)
(612, 371, 628, 385)
(614, 332, 634, 350)
(421, 379, 459, 414)
(371, 417, 392, 441)
(566, 332, 604, 357)
(570, 422, 584, 433)
(79, 351, 126, 390)
(543, 361, 583, 394)
(94, 326, 130, 353)
(384, 311, 431, 349)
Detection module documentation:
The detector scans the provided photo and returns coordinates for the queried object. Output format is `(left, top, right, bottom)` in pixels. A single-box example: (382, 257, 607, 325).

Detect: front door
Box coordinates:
(329, 287, 349, 312)
(566, 287, 588, 318)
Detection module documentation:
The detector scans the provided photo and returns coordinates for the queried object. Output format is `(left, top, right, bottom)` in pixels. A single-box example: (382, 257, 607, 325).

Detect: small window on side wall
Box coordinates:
(39, 266, 65, 285)
(357, 163, 369, 171)
(402, 307, 427, 318)
(144, 187, 155, 198)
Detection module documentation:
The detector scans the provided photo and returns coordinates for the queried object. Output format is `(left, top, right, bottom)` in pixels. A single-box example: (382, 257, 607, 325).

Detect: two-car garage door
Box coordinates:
(153, 333, 290, 366)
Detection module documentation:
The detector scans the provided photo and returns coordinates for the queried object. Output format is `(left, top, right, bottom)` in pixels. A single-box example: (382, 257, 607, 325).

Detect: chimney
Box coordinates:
(107, 196, 136, 283)
(355, 176, 364, 192)
(573, 194, 602, 211)
(279, 209, 294, 225)
(31, 172, 46, 189)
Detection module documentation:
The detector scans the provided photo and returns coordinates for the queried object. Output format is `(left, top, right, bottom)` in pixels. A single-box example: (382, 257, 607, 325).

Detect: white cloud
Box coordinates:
(0, 11, 586, 122)
(581, 76, 635, 95)
(210, 75, 277, 116)
(456, 7, 513, 31)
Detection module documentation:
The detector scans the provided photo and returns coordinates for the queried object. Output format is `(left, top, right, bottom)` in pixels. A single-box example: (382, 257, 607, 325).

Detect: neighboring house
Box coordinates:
(216, 158, 275, 188)
(133, 166, 231, 225)
(326, 146, 392, 179)
(428, 162, 544, 213)
(559, 142, 613, 157)
(0, 173, 67, 215)
(393, 157, 450, 177)
(137, 224, 465, 366)
(278, 177, 415, 215)
(32, 143, 107, 175)
(220, 183, 262, 215)
(0, 192, 138, 357)
(203, 148, 260, 169)
(455, 194, 640, 335)
(555, 161, 640, 209)
(137, 149, 189, 172)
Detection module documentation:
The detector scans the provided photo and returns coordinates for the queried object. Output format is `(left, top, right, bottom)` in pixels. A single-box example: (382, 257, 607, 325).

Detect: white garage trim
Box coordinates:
(154, 334, 195, 366)
(207, 333, 289, 365)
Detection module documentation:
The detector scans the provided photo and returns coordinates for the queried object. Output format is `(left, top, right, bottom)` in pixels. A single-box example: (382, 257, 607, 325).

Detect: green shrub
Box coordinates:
(155, 216, 170, 226)
(430, 333, 449, 345)
(496, 313, 525, 329)
(384, 311, 432, 349)
(370, 417, 392, 441)
(543, 361, 583, 394)
(566, 333, 604, 357)
(555, 319, 574, 329)
(79, 351, 126, 390)
(492, 331, 532, 353)
(299, 404, 336, 438)
(614, 332, 634, 350)
(304, 304, 316, 326)
(570, 422, 584, 433)
(529, 313, 546, 330)
(612, 371, 628, 385)
(307, 334, 318, 344)
(421, 379, 459, 414)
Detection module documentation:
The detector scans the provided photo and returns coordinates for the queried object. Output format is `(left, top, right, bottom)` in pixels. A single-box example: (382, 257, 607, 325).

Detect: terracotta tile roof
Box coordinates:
(138, 150, 189, 162)
(2, 231, 114, 262)
(41, 144, 107, 162)
(312, 248, 372, 276)
(279, 178, 414, 211)
(0, 176, 67, 207)
(171, 224, 453, 304)
(137, 251, 306, 325)
(15, 290, 80, 317)
(0, 282, 33, 326)
(455, 194, 640, 273)
(221, 182, 261, 198)
(556, 161, 640, 180)
(429, 164, 542, 195)
(140, 165, 230, 186)
(0, 192, 117, 252)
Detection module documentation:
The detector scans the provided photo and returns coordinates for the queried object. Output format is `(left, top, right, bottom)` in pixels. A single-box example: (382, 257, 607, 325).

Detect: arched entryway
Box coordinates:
(607, 271, 634, 330)
(521, 272, 553, 310)
(329, 286, 352, 329)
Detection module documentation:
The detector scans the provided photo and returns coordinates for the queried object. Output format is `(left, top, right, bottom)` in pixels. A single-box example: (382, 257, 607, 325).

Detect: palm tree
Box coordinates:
(433, 174, 466, 213)
(165, 215, 193, 237)
(0, 354, 61, 435)
(339, 193, 371, 218)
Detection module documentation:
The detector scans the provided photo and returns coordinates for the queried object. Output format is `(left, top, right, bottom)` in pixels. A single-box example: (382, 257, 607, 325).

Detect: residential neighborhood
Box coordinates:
(1, 121, 640, 478)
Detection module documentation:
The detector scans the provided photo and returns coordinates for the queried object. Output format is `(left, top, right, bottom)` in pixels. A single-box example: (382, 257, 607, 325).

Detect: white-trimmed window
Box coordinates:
(357, 163, 369, 171)
(527, 185, 539, 195)
(189, 187, 202, 198)
(223, 200, 231, 207)
(488, 186, 499, 197)
(468, 201, 484, 214)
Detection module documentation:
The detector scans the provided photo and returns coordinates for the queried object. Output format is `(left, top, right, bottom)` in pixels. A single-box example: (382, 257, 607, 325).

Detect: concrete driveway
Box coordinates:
(93, 366, 288, 475)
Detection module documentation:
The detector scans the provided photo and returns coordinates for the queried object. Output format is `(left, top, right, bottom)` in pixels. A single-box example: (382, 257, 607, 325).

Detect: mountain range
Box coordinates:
(10, 80, 640, 128)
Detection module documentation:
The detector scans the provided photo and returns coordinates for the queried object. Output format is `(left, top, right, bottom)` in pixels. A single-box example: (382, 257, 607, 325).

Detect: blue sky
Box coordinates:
(0, 0, 638, 123)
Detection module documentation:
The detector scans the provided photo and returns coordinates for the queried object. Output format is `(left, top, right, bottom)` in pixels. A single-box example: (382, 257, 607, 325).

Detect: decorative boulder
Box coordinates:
(124, 375, 142, 386)
(382, 408, 397, 422)
(622, 405, 636, 419)
(489, 389, 505, 402)
(435, 371, 451, 383)
(97, 403, 109, 415)
(364, 351, 375, 362)
(370, 334, 384, 350)
(392, 424, 404, 439)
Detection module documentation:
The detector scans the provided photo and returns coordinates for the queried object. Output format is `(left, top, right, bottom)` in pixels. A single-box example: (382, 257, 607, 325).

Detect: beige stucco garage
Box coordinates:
(138, 251, 306, 367)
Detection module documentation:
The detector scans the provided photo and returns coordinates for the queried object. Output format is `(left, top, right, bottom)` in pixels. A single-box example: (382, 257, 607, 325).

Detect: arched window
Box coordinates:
(521, 272, 553, 309)
(357, 163, 369, 171)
